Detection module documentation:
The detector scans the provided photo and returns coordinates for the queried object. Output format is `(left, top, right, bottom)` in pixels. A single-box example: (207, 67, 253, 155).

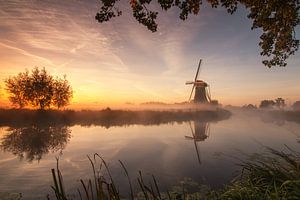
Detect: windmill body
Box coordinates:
(186, 59, 211, 103)
(194, 81, 210, 103)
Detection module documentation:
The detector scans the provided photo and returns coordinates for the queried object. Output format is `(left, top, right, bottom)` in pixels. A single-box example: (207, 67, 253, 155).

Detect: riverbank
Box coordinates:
(0, 108, 231, 128)
(268, 110, 300, 124)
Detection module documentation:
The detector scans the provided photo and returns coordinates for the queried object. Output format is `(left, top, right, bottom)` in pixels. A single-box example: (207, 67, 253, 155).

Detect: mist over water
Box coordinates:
(0, 109, 299, 199)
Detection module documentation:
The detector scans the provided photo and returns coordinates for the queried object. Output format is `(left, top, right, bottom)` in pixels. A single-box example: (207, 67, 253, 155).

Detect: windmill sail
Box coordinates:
(186, 59, 211, 103)
(194, 59, 202, 82)
(188, 59, 202, 101)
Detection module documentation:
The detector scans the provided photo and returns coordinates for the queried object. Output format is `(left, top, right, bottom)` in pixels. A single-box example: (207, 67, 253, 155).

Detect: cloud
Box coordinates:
(0, 0, 123, 69)
(0, 0, 299, 107)
(0, 42, 54, 65)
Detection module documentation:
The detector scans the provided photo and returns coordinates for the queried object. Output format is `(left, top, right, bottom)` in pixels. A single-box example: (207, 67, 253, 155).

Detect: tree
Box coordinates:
(95, 0, 300, 67)
(242, 104, 257, 109)
(4, 71, 30, 108)
(259, 99, 275, 109)
(53, 76, 73, 109)
(274, 97, 285, 109)
(29, 68, 55, 109)
(292, 101, 300, 110)
(5, 67, 73, 109)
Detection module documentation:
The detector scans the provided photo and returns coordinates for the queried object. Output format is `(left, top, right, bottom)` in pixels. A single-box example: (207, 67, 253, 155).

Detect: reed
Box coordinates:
(50, 147, 300, 200)
(218, 147, 300, 200)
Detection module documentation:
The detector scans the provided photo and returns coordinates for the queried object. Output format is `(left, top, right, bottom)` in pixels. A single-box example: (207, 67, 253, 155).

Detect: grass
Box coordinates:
(217, 147, 300, 200)
(0, 108, 231, 128)
(49, 147, 300, 200)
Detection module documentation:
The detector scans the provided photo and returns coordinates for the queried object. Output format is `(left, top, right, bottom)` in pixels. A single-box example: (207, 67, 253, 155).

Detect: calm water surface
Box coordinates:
(0, 111, 299, 199)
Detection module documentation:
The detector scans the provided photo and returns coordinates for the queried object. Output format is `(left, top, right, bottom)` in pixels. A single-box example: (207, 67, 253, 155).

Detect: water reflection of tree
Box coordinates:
(0, 125, 71, 161)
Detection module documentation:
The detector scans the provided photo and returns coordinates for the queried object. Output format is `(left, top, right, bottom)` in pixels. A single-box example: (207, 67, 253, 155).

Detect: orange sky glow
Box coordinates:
(0, 1, 300, 110)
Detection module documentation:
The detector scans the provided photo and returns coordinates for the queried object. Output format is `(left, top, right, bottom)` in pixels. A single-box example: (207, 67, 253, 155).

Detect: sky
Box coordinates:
(0, 0, 299, 109)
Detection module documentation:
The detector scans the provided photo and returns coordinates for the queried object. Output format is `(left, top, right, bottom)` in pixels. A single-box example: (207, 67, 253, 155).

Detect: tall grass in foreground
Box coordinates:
(218, 147, 300, 200)
(50, 147, 300, 200)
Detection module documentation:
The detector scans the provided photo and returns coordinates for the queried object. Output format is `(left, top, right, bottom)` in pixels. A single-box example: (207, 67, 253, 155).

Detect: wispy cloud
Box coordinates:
(0, 0, 299, 107)
(0, 42, 54, 65)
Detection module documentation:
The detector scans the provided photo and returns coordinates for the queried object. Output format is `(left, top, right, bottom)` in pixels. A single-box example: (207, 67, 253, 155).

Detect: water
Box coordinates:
(0, 111, 299, 199)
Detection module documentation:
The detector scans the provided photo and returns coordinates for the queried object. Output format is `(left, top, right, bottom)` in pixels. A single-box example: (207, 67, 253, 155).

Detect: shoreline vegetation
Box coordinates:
(267, 110, 300, 124)
(0, 107, 299, 128)
(225, 106, 300, 125)
(0, 107, 231, 128)
(50, 147, 300, 200)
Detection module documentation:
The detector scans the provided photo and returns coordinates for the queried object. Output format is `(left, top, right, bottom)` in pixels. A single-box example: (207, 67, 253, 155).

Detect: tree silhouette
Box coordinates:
(292, 101, 300, 110)
(5, 67, 73, 109)
(259, 99, 275, 109)
(53, 76, 73, 109)
(29, 68, 54, 109)
(4, 71, 30, 108)
(274, 97, 285, 109)
(95, 0, 299, 67)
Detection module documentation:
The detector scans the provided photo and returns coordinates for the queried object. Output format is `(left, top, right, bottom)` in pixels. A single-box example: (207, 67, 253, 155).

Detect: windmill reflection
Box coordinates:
(185, 121, 210, 164)
(0, 124, 71, 162)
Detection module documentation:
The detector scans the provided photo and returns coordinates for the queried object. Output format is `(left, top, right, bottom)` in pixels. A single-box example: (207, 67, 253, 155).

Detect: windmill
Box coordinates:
(186, 59, 211, 103)
(185, 121, 210, 164)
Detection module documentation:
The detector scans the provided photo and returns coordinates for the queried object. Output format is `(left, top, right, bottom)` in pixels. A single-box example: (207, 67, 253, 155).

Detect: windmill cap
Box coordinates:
(195, 80, 208, 87)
